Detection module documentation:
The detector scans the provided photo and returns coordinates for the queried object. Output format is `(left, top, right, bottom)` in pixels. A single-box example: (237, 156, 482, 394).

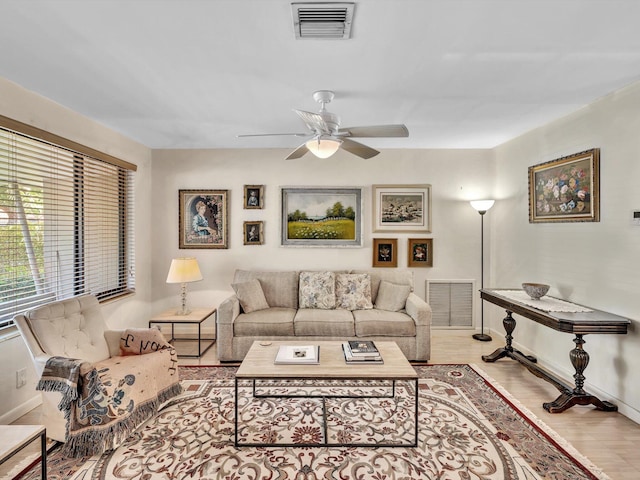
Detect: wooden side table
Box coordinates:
(0, 425, 46, 479)
(149, 307, 217, 358)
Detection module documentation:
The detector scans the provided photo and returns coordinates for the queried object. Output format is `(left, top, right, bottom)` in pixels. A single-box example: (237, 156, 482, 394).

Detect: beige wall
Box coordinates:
(492, 81, 640, 422)
(149, 148, 495, 313)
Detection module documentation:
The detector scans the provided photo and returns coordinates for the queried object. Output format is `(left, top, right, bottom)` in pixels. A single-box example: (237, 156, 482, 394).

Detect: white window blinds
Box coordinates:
(0, 123, 136, 331)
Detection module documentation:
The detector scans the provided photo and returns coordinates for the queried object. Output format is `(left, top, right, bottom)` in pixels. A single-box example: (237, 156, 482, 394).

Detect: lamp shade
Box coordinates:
(306, 136, 342, 159)
(166, 257, 203, 284)
(470, 200, 495, 213)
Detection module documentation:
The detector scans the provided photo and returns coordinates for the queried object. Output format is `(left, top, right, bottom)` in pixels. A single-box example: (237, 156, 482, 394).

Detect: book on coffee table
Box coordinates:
(342, 342, 383, 364)
(274, 345, 320, 364)
(347, 340, 379, 355)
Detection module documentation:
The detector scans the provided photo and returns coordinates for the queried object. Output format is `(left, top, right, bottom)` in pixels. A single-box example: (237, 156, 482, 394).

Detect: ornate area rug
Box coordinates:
(18, 364, 609, 480)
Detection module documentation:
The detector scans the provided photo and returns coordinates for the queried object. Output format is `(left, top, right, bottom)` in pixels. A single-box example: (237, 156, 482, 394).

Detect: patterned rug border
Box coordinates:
(467, 363, 610, 480)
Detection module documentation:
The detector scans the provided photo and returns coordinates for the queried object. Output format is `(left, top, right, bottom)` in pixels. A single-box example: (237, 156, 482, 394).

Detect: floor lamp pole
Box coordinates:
(473, 208, 492, 342)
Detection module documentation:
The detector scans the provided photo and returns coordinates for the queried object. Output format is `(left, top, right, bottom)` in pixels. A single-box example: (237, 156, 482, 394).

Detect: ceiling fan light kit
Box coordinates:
(305, 136, 342, 158)
(238, 90, 409, 160)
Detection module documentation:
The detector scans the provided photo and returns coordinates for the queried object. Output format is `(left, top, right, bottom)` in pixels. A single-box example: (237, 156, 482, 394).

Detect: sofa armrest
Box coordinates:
(405, 293, 431, 327)
(217, 294, 241, 361)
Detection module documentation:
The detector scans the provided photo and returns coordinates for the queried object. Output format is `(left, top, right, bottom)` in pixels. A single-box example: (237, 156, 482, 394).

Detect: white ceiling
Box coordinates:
(2, 0, 640, 151)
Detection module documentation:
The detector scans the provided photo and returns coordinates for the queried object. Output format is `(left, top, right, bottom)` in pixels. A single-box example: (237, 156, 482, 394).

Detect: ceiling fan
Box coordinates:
(238, 90, 409, 160)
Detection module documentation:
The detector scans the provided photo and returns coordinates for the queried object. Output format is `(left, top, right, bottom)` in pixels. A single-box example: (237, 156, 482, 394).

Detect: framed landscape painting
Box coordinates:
(178, 189, 228, 249)
(529, 148, 600, 223)
(373, 184, 432, 232)
(281, 187, 362, 247)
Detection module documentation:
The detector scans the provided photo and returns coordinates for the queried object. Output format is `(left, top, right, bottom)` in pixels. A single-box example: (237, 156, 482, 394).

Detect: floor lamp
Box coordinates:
(470, 200, 495, 342)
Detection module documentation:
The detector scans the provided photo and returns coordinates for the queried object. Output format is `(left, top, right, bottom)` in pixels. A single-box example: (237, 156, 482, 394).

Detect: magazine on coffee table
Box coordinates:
(274, 345, 320, 364)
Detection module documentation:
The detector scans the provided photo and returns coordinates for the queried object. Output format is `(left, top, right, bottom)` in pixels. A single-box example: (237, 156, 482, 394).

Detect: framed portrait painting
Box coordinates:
(373, 184, 432, 233)
(372, 238, 398, 268)
(529, 148, 600, 223)
(243, 221, 264, 245)
(408, 238, 433, 267)
(281, 186, 362, 247)
(244, 185, 264, 209)
(178, 189, 228, 249)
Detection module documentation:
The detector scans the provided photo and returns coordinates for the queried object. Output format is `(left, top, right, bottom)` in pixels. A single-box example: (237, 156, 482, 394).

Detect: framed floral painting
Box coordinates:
(408, 238, 433, 267)
(372, 238, 398, 268)
(178, 189, 228, 248)
(528, 149, 600, 223)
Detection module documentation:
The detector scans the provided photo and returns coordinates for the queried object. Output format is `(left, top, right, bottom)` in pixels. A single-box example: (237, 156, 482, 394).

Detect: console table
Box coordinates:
(480, 288, 630, 413)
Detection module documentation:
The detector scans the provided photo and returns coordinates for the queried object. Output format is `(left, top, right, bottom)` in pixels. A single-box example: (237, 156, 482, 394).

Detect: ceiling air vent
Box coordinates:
(291, 2, 355, 39)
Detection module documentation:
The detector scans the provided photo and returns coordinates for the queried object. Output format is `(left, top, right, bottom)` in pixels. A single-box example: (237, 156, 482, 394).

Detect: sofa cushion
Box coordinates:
(335, 273, 373, 310)
(374, 281, 411, 312)
(233, 307, 296, 336)
(353, 309, 416, 337)
(232, 278, 269, 313)
(299, 271, 336, 309)
(351, 269, 413, 303)
(233, 270, 298, 309)
(294, 308, 355, 336)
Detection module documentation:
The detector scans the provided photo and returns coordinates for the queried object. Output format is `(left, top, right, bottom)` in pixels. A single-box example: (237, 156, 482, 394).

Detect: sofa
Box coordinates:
(217, 269, 431, 362)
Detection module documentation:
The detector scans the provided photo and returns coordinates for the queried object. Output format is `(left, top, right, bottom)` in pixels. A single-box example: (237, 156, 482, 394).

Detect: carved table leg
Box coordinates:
(483, 310, 539, 363)
(543, 334, 618, 413)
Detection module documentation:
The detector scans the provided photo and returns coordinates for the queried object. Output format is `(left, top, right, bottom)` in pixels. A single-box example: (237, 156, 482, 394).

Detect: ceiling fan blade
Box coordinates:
(340, 138, 379, 159)
(237, 132, 309, 138)
(285, 143, 309, 160)
(338, 124, 409, 138)
(294, 109, 330, 134)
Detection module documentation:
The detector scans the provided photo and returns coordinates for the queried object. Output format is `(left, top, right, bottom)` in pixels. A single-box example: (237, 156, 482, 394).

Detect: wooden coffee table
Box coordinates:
(235, 340, 418, 448)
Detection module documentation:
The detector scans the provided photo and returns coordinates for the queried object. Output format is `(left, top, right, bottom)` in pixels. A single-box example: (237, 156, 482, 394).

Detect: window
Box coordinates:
(0, 117, 136, 333)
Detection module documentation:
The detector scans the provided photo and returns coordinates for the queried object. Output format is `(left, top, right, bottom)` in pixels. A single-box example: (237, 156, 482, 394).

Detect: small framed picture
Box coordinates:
(408, 238, 433, 267)
(244, 185, 264, 209)
(243, 221, 264, 245)
(372, 238, 398, 268)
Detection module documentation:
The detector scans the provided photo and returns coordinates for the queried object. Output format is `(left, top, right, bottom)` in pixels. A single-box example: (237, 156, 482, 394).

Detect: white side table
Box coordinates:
(0, 425, 46, 479)
(149, 307, 217, 358)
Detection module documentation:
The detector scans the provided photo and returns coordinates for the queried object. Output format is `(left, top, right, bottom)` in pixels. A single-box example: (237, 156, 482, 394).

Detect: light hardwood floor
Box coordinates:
(13, 330, 640, 479)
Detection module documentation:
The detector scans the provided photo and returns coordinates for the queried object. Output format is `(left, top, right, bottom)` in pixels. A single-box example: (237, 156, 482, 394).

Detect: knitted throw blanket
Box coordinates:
(37, 341, 181, 457)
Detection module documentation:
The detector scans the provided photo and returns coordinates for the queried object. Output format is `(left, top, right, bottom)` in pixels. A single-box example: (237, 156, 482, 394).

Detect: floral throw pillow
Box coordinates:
(299, 271, 336, 309)
(335, 273, 373, 310)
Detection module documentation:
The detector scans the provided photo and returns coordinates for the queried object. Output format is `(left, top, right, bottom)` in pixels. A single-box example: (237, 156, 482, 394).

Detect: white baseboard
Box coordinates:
(0, 394, 41, 425)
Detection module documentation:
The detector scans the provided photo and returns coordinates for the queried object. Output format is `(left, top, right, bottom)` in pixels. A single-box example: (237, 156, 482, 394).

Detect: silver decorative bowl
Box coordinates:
(522, 283, 550, 300)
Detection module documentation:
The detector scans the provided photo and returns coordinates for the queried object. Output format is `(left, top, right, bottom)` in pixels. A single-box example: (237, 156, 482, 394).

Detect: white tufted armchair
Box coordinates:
(15, 294, 181, 448)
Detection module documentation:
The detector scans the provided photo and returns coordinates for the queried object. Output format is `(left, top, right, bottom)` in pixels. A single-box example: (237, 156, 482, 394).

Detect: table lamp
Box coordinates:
(470, 200, 495, 341)
(166, 257, 203, 315)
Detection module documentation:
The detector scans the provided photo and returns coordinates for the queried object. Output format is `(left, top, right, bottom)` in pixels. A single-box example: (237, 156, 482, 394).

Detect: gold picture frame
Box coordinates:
(408, 238, 433, 267)
(178, 189, 228, 249)
(372, 238, 398, 268)
(528, 149, 600, 223)
(244, 184, 264, 209)
(243, 221, 264, 245)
